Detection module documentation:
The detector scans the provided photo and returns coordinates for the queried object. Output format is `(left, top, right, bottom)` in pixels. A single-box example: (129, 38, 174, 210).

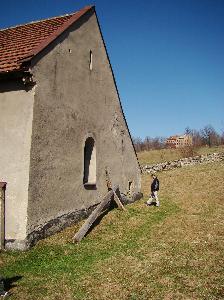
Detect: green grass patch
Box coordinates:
(1, 162, 224, 299)
(1, 196, 178, 299)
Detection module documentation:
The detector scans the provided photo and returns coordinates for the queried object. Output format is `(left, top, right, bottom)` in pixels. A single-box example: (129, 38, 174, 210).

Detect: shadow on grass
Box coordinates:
(145, 202, 158, 207)
(4, 275, 22, 292)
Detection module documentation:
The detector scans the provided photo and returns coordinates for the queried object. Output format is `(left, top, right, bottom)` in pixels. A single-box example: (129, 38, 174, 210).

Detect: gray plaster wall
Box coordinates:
(27, 10, 141, 241)
(0, 81, 34, 245)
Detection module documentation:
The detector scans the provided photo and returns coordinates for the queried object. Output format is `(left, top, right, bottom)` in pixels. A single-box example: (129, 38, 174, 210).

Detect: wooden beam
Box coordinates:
(113, 187, 126, 211)
(73, 189, 114, 242)
(73, 185, 124, 243)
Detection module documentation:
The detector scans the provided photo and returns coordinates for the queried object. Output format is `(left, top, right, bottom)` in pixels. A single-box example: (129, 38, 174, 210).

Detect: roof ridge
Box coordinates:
(0, 12, 76, 32)
(0, 5, 94, 73)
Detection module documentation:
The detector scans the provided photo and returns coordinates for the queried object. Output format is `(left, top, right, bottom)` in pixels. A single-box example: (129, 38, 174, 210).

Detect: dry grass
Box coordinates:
(137, 145, 224, 165)
(197, 145, 224, 156)
(137, 148, 183, 165)
(79, 162, 224, 300)
(0, 161, 224, 299)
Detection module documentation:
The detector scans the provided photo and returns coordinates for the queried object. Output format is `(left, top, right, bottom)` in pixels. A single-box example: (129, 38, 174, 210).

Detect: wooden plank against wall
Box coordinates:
(73, 185, 126, 242)
(113, 187, 126, 211)
(73, 189, 114, 242)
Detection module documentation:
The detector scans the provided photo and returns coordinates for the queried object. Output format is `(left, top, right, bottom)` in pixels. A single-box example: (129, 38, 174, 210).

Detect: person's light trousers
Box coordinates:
(147, 191, 160, 206)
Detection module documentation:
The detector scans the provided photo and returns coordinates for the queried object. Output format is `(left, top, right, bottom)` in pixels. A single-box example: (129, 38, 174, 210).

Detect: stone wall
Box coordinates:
(142, 152, 224, 174)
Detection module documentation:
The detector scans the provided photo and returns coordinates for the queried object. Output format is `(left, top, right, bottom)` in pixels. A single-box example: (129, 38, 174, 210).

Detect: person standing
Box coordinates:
(147, 173, 160, 207)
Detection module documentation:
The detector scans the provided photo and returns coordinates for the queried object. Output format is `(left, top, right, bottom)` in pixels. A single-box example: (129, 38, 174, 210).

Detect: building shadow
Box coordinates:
(146, 202, 157, 207)
(4, 276, 22, 292)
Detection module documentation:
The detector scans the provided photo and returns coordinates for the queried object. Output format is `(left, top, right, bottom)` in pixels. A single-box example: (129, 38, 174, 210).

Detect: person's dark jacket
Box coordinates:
(151, 177, 159, 192)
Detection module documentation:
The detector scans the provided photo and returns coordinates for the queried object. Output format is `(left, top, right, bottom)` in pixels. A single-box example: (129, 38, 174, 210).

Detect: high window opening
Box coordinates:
(83, 137, 96, 185)
(89, 50, 93, 70)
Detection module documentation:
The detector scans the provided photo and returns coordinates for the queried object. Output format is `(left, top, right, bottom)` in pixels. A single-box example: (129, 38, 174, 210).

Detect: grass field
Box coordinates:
(0, 161, 224, 299)
(137, 145, 224, 165)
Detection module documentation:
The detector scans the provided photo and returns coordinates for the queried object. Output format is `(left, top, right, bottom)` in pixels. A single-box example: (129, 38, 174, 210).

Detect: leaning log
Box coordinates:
(73, 186, 120, 243)
(113, 187, 126, 211)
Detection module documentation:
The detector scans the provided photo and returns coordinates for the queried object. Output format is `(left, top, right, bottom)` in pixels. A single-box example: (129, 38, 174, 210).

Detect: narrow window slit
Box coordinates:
(89, 50, 93, 70)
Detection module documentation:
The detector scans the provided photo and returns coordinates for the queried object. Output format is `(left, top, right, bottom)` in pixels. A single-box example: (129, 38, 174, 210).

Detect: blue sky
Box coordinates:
(0, 0, 223, 138)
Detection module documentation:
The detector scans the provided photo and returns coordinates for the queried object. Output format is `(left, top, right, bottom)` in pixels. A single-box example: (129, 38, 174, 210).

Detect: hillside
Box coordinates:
(137, 145, 224, 165)
(0, 161, 223, 299)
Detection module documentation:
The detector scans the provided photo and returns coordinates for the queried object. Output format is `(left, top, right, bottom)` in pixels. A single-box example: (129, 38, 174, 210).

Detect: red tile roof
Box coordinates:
(167, 136, 178, 140)
(0, 5, 93, 74)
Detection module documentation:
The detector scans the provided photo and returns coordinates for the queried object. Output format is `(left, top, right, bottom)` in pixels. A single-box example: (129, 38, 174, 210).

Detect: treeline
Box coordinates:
(133, 136, 166, 152)
(133, 125, 224, 152)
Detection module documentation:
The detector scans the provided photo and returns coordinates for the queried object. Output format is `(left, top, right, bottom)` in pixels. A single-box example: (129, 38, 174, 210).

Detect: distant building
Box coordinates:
(166, 134, 193, 148)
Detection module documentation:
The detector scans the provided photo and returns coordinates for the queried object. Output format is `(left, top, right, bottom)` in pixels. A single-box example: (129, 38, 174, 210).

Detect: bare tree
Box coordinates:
(201, 125, 220, 147)
(184, 127, 192, 135)
(132, 137, 143, 152)
(133, 124, 223, 153)
(220, 129, 224, 145)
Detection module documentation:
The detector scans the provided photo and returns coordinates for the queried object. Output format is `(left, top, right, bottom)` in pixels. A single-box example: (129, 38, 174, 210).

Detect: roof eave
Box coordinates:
(20, 5, 94, 64)
(0, 69, 30, 80)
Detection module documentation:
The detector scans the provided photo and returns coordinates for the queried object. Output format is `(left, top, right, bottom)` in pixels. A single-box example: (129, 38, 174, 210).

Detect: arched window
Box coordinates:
(83, 137, 96, 185)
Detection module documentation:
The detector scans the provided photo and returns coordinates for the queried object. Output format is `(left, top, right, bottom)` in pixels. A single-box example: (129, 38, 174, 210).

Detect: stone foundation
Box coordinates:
(5, 191, 142, 250)
(5, 203, 99, 250)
